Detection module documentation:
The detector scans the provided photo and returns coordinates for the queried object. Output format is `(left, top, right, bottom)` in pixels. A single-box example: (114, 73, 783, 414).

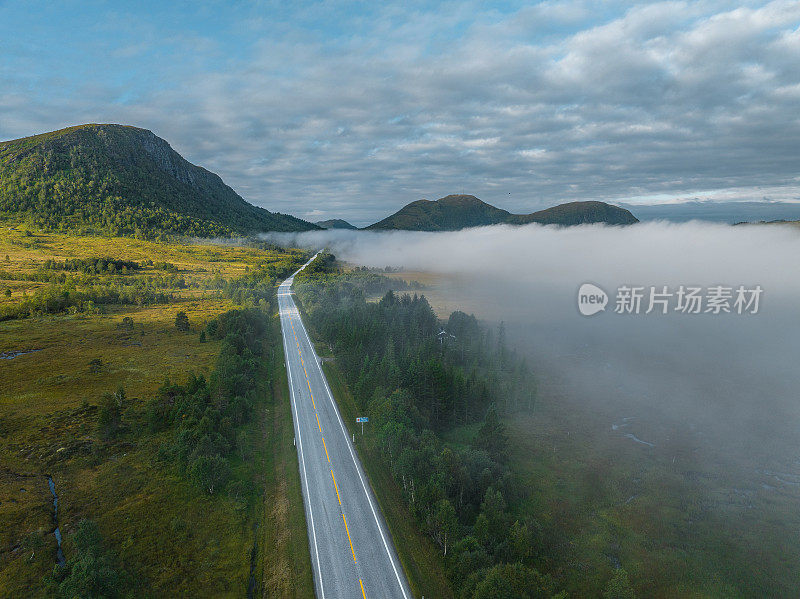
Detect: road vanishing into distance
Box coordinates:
(278, 255, 413, 599)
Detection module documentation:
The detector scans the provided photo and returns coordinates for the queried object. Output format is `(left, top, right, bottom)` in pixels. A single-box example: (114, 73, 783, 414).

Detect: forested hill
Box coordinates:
(365, 195, 512, 231)
(506, 200, 639, 226)
(365, 194, 638, 230)
(0, 124, 319, 238)
(315, 218, 358, 230)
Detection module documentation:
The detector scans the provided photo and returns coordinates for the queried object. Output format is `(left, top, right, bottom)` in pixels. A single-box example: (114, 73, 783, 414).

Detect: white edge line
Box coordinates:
(280, 283, 325, 599)
(287, 263, 411, 599)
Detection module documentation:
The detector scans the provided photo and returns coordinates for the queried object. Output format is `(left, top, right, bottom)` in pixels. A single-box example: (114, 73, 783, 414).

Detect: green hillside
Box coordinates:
(365, 194, 638, 230)
(508, 200, 639, 226)
(315, 218, 357, 230)
(0, 124, 319, 238)
(365, 195, 511, 231)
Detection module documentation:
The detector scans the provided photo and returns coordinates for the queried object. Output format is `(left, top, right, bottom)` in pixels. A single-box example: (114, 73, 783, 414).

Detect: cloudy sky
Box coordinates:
(1, 1, 799, 225)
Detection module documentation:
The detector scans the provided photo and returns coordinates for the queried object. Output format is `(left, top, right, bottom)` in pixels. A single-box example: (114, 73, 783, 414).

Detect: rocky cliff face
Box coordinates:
(136, 128, 199, 187)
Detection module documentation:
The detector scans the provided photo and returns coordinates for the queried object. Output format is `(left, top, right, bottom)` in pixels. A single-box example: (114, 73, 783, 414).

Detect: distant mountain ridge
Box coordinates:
(506, 201, 639, 226)
(365, 194, 638, 230)
(620, 200, 800, 224)
(0, 124, 318, 237)
(316, 218, 357, 230)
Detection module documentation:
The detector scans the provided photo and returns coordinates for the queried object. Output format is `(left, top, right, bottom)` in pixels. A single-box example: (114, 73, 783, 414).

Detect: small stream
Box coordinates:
(0, 349, 42, 360)
(46, 476, 65, 566)
(622, 432, 655, 447)
(612, 418, 655, 447)
(756, 469, 800, 487)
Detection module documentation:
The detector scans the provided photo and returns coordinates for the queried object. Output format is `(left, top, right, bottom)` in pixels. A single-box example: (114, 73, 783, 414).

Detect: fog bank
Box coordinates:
(266, 222, 800, 463)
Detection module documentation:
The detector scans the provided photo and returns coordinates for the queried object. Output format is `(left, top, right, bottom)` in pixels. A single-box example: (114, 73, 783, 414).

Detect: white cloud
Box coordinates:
(1, 1, 799, 225)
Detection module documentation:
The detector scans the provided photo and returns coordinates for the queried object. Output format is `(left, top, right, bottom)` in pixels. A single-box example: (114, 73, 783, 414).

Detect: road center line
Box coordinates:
(280, 293, 325, 599)
(331, 469, 341, 505)
(284, 254, 408, 599)
(295, 310, 410, 599)
(342, 514, 357, 564)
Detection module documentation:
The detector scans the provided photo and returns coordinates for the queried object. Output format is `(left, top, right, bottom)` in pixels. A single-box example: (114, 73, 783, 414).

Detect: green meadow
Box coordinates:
(0, 225, 312, 597)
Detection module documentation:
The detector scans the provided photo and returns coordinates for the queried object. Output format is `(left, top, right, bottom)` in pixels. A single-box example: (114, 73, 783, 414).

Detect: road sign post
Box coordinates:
(356, 416, 369, 434)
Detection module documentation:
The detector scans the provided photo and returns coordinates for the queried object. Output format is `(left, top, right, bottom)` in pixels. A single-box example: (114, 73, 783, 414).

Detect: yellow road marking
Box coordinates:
(343, 514, 356, 564)
(331, 469, 341, 505)
(287, 296, 368, 592)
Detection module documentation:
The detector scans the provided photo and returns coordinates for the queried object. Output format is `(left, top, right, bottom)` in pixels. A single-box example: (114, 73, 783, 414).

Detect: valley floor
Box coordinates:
(0, 226, 312, 597)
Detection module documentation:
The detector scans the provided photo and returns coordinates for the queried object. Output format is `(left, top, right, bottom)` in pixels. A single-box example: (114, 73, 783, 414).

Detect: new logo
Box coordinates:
(578, 283, 608, 316)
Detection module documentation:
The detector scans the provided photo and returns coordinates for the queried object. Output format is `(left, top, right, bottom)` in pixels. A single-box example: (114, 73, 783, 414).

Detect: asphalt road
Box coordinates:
(278, 255, 413, 599)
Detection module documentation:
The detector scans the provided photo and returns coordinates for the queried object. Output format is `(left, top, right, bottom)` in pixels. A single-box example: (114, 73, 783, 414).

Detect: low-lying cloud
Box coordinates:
(270, 222, 800, 463)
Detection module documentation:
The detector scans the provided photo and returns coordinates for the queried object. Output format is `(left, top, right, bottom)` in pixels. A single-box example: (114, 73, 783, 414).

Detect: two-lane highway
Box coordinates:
(278, 255, 412, 599)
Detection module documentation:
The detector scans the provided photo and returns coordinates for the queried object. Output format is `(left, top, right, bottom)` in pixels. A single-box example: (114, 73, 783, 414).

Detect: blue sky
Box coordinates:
(1, 1, 799, 225)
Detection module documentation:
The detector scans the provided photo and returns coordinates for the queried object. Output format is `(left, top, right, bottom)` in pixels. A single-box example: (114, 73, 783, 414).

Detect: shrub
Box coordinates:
(603, 569, 635, 599)
(97, 391, 122, 439)
(47, 520, 129, 598)
(189, 454, 230, 495)
(174, 311, 189, 332)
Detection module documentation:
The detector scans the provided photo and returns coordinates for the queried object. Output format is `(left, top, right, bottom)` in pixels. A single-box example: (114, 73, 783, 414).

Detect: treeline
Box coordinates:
(0, 251, 305, 321)
(218, 257, 302, 308)
(0, 256, 184, 321)
(1, 185, 238, 240)
(294, 265, 559, 598)
(301, 257, 421, 296)
(42, 257, 140, 273)
(0, 254, 300, 322)
(1, 259, 178, 284)
(0, 281, 172, 321)
(140, 250, 307, 496)
(147, 309, 270, 497)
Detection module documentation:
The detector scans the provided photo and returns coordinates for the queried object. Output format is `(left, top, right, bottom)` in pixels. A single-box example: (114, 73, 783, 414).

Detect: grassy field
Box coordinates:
(0, 225, 312, 597)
